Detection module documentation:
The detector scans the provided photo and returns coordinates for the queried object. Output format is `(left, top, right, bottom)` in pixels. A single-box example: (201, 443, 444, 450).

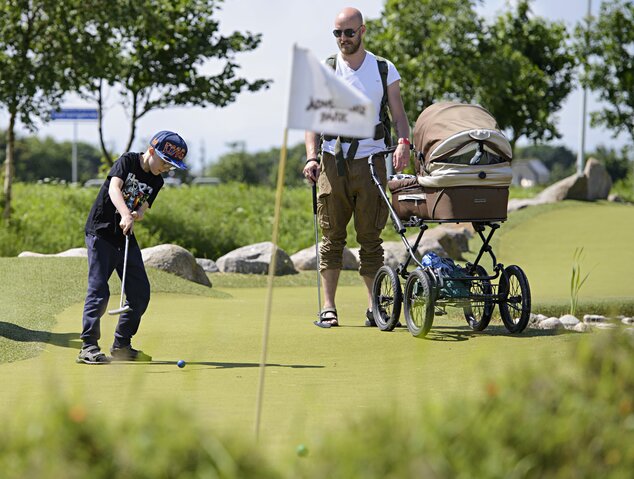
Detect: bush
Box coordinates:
(0, 397, 280, 479)
(295, 331, 634, 478)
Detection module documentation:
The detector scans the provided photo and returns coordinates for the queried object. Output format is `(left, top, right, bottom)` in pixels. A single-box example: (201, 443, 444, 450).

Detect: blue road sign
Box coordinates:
(51, 108, 98, 120)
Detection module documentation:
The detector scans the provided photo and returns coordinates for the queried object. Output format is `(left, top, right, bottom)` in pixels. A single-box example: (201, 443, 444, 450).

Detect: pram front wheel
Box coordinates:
(499, 265, 531, 333)
(371, 265, 402, 331)
(404, 269, 434, 337)
(463, 265, 494, 331)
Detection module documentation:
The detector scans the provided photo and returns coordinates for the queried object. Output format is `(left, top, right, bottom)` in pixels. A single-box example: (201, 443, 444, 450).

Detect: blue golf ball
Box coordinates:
(177, 360, 186, 368)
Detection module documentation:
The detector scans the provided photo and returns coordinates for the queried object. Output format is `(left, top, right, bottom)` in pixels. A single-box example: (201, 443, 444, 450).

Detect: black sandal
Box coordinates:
(314, 308, 339, 328)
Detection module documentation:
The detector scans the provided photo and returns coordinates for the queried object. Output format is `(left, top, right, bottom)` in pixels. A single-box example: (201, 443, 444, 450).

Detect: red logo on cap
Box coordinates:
(162, 141, 186, 161)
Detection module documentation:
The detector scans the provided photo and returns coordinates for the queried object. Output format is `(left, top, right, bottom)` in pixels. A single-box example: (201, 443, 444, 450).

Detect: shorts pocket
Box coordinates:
(317, 173, 332, 230)
(375, 195, 389, 230)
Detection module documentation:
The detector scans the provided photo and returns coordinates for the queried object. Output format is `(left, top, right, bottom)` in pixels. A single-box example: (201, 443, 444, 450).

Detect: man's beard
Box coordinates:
(338, 37, 361, 55)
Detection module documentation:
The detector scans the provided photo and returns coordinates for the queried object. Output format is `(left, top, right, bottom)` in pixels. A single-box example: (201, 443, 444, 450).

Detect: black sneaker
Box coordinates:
(76, 344, 111, 365)
(110, 345, 152, 362)
(365, 309, 378, 327)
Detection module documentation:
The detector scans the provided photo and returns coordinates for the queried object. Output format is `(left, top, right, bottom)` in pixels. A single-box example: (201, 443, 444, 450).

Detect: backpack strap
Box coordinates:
(322, 53, 392, 175)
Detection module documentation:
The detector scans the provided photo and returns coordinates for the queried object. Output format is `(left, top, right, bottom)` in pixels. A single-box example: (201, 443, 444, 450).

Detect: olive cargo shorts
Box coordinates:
(317, 152, 388, 277)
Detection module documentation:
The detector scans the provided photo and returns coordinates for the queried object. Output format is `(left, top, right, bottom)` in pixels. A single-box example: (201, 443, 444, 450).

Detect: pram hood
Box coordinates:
(413, 102, 513, 166)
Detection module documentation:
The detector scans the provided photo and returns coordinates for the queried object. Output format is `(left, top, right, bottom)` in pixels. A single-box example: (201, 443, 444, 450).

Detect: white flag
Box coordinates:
(286, 45, 375, 138)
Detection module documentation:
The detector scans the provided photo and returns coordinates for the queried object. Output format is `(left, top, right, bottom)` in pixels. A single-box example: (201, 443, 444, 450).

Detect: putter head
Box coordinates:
(313, 320, 332, 329)
(107, 305, 133, 316)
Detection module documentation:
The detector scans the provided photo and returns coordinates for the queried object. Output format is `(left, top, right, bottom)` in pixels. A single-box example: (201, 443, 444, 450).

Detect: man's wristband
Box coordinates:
(305, 157, 319, 164)
(397, 138, 411, 145)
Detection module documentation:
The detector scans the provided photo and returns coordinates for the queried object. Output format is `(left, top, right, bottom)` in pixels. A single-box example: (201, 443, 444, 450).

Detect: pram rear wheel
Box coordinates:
(404, 269, 434, 337)
(371, 265, 402, 331)
(463, 265, 494, 331)
(499, 265, 531, 333)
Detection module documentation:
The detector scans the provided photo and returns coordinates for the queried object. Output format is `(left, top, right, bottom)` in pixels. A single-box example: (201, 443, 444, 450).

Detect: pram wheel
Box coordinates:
(499, 265, 531, 333)
(463, 265, 494, 331)
(404, 269, 434, 337)
(371, 265, 402, 331)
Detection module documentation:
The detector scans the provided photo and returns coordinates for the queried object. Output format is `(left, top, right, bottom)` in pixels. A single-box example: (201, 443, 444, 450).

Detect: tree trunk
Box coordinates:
(3, 111, 16, 221)
(97, 80, 114, 166)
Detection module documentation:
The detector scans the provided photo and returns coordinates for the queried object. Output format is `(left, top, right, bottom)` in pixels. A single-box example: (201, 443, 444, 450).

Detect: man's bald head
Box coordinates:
(335, 7, 363, 26)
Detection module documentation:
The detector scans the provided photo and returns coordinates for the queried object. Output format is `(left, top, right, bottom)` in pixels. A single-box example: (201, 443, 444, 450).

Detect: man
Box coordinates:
(303, 7, 410, 327)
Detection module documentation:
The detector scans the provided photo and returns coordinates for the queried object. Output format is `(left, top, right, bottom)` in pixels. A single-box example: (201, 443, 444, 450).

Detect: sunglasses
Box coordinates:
(332, 25, 363, 38)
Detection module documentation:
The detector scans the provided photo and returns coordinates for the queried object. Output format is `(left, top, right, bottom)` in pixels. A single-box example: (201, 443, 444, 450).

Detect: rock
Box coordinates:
(529, 313, 548, 327)
(559, 314, 581, 330)
(622, 317, 634, 325)
(18, 247, 88, 258)
(539, 317, 564, 330)
(584, 314, 608, 323)
(535, 173, 587, 203)
(573, 322, 592, 333)
(383, 238, 446, 270)
(196, 258, 219, 273)
(142, 244, 211, 287)
(414, 225, 471, 260)
(290, 244, 358, 271)
(584, 158, 612, 200)
(216, 242, 297, 276)
(594, 322, 618, 330)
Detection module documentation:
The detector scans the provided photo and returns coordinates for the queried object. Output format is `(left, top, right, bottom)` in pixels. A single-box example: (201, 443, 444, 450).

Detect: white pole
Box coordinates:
(72, 120, 78, 184)
(577, 0, 592, 175)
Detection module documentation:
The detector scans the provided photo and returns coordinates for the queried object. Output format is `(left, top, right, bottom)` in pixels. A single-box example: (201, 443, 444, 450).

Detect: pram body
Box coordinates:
(368, 102, 531, 337)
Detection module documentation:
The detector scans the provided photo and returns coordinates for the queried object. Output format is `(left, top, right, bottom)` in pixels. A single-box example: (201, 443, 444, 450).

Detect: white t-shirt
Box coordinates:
(322, 50, 401, 159)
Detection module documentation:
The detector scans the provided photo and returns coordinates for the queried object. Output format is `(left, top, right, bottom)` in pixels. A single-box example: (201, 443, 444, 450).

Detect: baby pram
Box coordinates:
(368, 102, 531, 337)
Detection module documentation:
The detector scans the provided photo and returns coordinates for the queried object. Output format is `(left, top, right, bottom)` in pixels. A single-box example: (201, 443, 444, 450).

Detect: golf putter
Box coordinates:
(108, 234, 133, 315)
(310, 183, 330, 329)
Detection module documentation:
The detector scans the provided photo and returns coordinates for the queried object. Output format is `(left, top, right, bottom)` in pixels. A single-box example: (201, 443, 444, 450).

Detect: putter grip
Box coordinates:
(312, 183, 318, 215)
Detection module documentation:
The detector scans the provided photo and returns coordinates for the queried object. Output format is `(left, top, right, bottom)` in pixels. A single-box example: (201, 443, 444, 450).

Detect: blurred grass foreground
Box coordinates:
(1, 330, 633, 478)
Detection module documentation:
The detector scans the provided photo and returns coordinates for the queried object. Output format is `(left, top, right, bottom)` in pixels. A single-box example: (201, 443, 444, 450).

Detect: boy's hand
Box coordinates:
(119, 214, 135, 235)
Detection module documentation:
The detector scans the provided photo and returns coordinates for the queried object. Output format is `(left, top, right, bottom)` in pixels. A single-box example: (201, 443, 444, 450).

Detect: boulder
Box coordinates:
(196, 258, 219, 273)
(216, 242, 297, 276)
(290, 244, 358, 271)
(535, 173, 587, 203)
(141, 244, 211, 287)
(18, 247, 88, 258)
(584, 158, 612, 200)
(383, 237, 446, 269)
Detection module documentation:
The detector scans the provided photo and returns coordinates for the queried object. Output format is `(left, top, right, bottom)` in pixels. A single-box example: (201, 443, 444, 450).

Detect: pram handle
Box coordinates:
(367, 147, 406, 235)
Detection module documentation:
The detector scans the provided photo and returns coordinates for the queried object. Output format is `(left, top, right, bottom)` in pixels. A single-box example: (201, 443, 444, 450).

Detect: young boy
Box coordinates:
(77, 130, 188, 364)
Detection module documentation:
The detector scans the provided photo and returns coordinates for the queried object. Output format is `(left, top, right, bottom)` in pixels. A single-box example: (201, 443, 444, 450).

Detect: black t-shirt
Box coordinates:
(85, 152, 164, 247)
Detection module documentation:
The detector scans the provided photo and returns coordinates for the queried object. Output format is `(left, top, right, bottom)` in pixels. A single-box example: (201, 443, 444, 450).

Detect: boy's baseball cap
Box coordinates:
(150, 130, 188, 170)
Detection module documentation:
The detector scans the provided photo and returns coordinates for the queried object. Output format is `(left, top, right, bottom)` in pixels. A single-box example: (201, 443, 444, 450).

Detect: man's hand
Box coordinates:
(392, 143, 410, 172)
(303, 159, 321, 184)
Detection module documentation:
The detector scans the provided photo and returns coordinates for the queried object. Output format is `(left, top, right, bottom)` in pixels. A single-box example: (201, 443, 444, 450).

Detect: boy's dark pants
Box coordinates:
(81, 233, 150, 349)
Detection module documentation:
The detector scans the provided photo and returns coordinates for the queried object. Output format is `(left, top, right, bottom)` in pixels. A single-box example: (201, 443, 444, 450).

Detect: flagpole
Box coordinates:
(255, 126, 288, 440)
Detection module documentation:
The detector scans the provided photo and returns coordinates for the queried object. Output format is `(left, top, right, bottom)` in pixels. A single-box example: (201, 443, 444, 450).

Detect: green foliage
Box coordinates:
(365, 0, 484, 120)
(295, 331, 634, 478)
(580, 0, 634, 143)
(570, 247, 590, 316)
(210, 142, 307, 187)
(0, 130, 102, 183)
(67, 0, 271, 163)
(590, 144, 633, 182)
(0, 396, 280, 479)
(476, 0, 576, 150)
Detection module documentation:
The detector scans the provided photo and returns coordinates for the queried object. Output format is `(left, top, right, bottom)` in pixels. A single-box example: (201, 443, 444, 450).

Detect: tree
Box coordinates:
(364, 0, 484, 123)
(210, 142, 307, 187)
(66, 0, 270, 165)
(579, 0, 634, 143)
(475, 0, 576, 152)
(0, 0, 73, 219)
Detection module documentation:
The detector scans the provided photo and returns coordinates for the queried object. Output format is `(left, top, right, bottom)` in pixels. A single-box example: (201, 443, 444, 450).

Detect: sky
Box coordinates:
(1, 0, 628, 173)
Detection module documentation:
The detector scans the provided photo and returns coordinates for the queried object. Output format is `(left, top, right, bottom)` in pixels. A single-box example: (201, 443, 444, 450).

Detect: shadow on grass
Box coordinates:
(424, 324, 562, 342)
(111, 360, 325, 370)
(0, 321, 80, 349)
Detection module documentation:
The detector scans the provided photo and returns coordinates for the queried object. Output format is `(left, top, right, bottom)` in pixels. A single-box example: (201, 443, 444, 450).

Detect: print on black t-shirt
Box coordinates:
(123, 172, 154, 211)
